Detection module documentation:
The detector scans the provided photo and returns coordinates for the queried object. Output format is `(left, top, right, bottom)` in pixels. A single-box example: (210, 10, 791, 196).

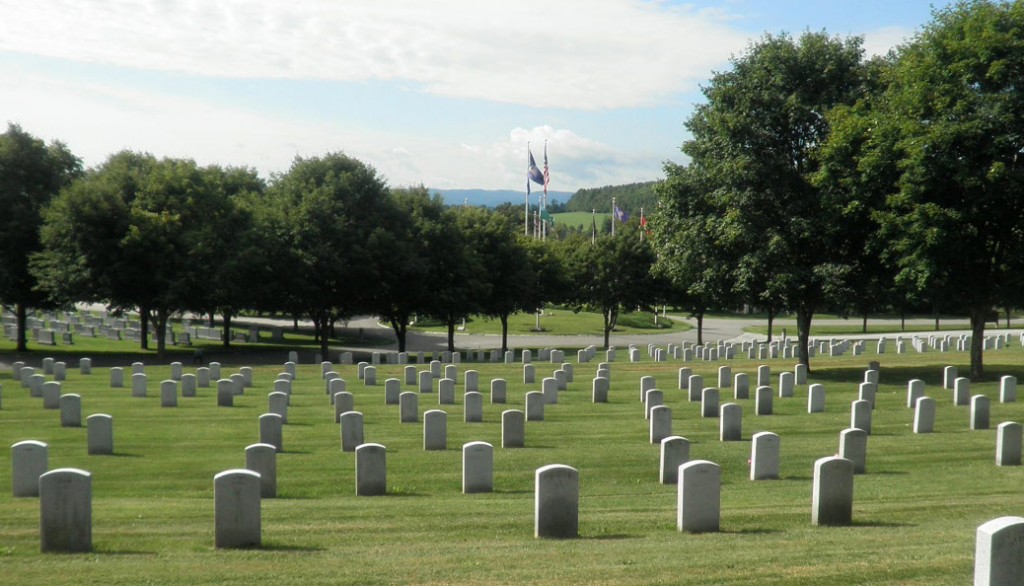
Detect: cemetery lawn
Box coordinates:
(745, 323, 991, 336)
(410, 310, 686, 336)
(1, 347, 1023, 584)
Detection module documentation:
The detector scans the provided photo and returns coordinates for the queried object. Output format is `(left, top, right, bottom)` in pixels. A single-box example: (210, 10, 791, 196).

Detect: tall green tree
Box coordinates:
(426, 206, 488, 352)
(871, 0, 1024, 379)
(0, 124, 81, 351)
(566, 232, 658, 349)
(680, 31, 868, 369)
(369, 186, 446, 352)
(265, 153, 391, 358)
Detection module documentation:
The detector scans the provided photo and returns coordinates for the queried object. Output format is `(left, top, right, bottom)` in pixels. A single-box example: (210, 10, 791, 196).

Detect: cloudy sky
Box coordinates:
(1, 0, 952, 192)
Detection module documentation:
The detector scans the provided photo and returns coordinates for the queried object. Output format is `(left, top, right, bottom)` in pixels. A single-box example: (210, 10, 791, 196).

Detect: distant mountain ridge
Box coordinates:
(432, 188, 574, 208)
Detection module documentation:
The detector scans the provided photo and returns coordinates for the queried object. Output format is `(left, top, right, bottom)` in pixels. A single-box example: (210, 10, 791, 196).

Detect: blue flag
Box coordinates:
(614, 205, 630, 222)
(528, 148, 545, 186)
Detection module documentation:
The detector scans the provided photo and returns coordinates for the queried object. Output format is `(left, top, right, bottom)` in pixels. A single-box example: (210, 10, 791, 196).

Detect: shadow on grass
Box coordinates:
(581, 533, 640, 540)
(90, 546, 158, 556)
(258, 542, 326, 553)
(851, 520, 914, 529)
(721, 527, 783, 535)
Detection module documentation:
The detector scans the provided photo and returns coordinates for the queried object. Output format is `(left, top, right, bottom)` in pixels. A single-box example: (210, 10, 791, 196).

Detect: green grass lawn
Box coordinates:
(411, 310, 686, 336)
(1, 344, 1023, 584)
(743, 323, 989, 336)
(552, 211, 610, 228)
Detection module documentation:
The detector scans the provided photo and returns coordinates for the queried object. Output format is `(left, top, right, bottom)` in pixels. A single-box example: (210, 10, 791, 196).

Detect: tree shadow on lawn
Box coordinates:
(850, 519, 915, 529)
(258, 542, 326, 553)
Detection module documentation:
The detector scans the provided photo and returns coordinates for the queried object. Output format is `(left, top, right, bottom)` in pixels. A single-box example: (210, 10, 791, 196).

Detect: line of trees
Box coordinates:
(652, 1, 1024, 379)
(0, 133, 668, 358)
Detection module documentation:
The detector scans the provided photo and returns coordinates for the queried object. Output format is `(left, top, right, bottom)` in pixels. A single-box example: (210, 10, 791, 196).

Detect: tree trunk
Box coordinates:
(500, 313, 509, 355)
(603, 308, 612, 349)
(862, 312, 868, 334)
(1006, 307, 1012, 329)
(292, 315, 299, 331)
(221, 311, 232, 348)
(139, 305, 150, 350)
(318, 309, 329, 359)
(901, 308, 906, 332)
(446, 319, 456, 352)
(969, 306, 986, 380)
(329, 316, 337, 338)
(388, 315, 408, 352)
(155, 306, 168, 359)
(796, 303, 813, 370)
(766, 308, 775, 343)
(208, 311, 215, 328)
(695, 309, 704, 347)
(15, 302, 28, 352)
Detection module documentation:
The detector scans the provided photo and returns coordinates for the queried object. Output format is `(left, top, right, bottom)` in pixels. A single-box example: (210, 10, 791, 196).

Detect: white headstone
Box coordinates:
(355, 443, 387, 496)
(214, 469, 261, 548)
(659, 436, 690, 484)
(812, 456, 854, 526)
(340, 411, 365, 452)
(535, 464, 579, 538)
(677, 460, 721, 533)
(462, 441, 494, 494)
(750, 432, 780, 480)
(39, 468, 92, 552)
(502, 409, 525, 448)
(12, 440, 48, 497)
(245, 443, 277, 498)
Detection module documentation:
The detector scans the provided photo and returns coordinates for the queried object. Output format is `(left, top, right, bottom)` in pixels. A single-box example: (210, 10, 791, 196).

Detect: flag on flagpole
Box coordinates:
(528, 147, 545, 186)
(591, 210, 597, 244)
(639, 208, 647, 241)
(543, 142, 550, 195)
(614, 205, 629, 223)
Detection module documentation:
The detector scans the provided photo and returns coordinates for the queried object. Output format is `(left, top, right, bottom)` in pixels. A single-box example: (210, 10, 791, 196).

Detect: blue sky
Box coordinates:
(0, 1, 952, 193)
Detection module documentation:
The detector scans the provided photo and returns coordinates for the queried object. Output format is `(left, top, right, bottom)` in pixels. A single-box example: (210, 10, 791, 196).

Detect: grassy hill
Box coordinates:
(552, 211, 610, 229)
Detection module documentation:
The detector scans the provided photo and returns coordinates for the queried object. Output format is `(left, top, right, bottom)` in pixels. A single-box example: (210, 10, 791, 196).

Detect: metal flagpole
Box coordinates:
(611, 197, 616, 236)
(524, 143, 530, 236)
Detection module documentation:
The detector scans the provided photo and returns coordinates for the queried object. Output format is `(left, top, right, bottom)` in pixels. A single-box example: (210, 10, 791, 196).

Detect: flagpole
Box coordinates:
(640, 207, 644, 242)
(611, 197, 616, 236)
(591, 209, 596, 245)
(542, 140, 548, 241)
(525, 142, 530, 236)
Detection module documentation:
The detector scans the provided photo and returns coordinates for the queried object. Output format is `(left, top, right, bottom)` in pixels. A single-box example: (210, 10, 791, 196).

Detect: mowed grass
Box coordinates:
(552, 211, 610, 228)
(1, 346, 1023, 584)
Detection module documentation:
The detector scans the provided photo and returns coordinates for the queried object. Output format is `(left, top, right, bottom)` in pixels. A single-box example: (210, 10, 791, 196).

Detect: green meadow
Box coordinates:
(411, 309, 683, 336)
(551, 211, 610, 229)
(1, 344, 1023, 584)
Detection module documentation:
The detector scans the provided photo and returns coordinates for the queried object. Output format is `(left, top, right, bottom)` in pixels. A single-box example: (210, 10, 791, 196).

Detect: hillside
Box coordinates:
(432, 188, 574, 208)
(565, 181, 661, 214)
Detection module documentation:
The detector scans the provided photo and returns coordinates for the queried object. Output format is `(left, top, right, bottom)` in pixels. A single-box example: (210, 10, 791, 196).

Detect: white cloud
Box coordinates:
(862, 26, 916, 57)
(0, 65, 659, 190)
(0, 0, 749, 110)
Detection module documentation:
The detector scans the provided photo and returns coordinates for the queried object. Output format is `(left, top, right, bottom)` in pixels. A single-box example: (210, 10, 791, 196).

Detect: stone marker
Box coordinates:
(444, 364, 458, 382)
(502, 410, 525, 448)
(79, 358, 92, 375)
(720, 403, 742, 441)
(240, 366, 254, 388)
(463, 441, 494, 494)
(491, 379, 507, 404)
(267, 391, 288, 423)
(29, 374, 44, 397)
(701, 388, 719, 418)
(245, 443, 277, 498)
(214, 469, 261, 549)
(755, 386, 773, 416)
(418, 370, 432, 393)
(972, 395, 991, 430)
(751, 432, 780, 480)
(542, 377, 558, 404)
(858, 382, 876, 409)
(954, 377, 971, 406)
(404, 365, 417, 386)
(54, 362, 66, 382)
(1000, 376, 1017, 403)
(332, 391, 354, 423)
(424, 410, 447, 450)
(364, 366, 377, 386)
(757, 365, 771, 387)
(678, 367, 692, 390)
(996, 422, 1022, 466)
(650, 405, 672, 444)
(535, 464, 579, 538)
(87, 414, 113, 455)
(355, 443, 387, 496)
(181, 373, 197, 397)
(160, 380, 177, 407)
(592, 377, 609, 403)
(677, 460, 721, 533)
(644, 389, 664, 420)
(839, 428, 867, 474)
(807, 384, 825, 413)
(907, 379, 925, 408)
(794, 363, 807, 385)
(975, 516, 1024, 586)
(197, 367, 210, 388)
(110, 367, 124, 388)
(687, 375, 704, 402)
(259, 413, 283, 452)
(464, 392, 483, 423)
(209, 362, 223, 380)
(40, 468, 92, 552)
(170, 361, 183, 381)
(130, 373, 148, 398)
(131, 361, 144, 375)
(59, 394, 81, 427)
(12, 440, 48, 497)
(660, 436, 690, 484)
(217, 379, 234, 407)
(384, 378, 401, 405)
(717, 365, 732, 389)
(943, 365, 957, 389)
(778, 372, 794, 398)
(851, 399, 872, 434)
(399, 392, 418, 423)
(464, 370, 479, 394)
(812, 456, 854, 526)
(734, 373, 750, 400)
(914, 396, 936, 434)
(42, 381, 60, 409)
(526, 391, 545, 421)
(340, 411, 365, 452)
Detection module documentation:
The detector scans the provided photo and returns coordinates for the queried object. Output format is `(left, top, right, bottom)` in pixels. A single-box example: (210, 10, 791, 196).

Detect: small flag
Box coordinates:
(614, 205, 629, 223)
(543, 143, 550, 195)
(540, 209, 554, 226)
(640, 209, 649, 241)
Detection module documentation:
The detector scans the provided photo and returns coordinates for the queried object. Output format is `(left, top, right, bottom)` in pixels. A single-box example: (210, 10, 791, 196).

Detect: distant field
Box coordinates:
(552, 211, 610, 228)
